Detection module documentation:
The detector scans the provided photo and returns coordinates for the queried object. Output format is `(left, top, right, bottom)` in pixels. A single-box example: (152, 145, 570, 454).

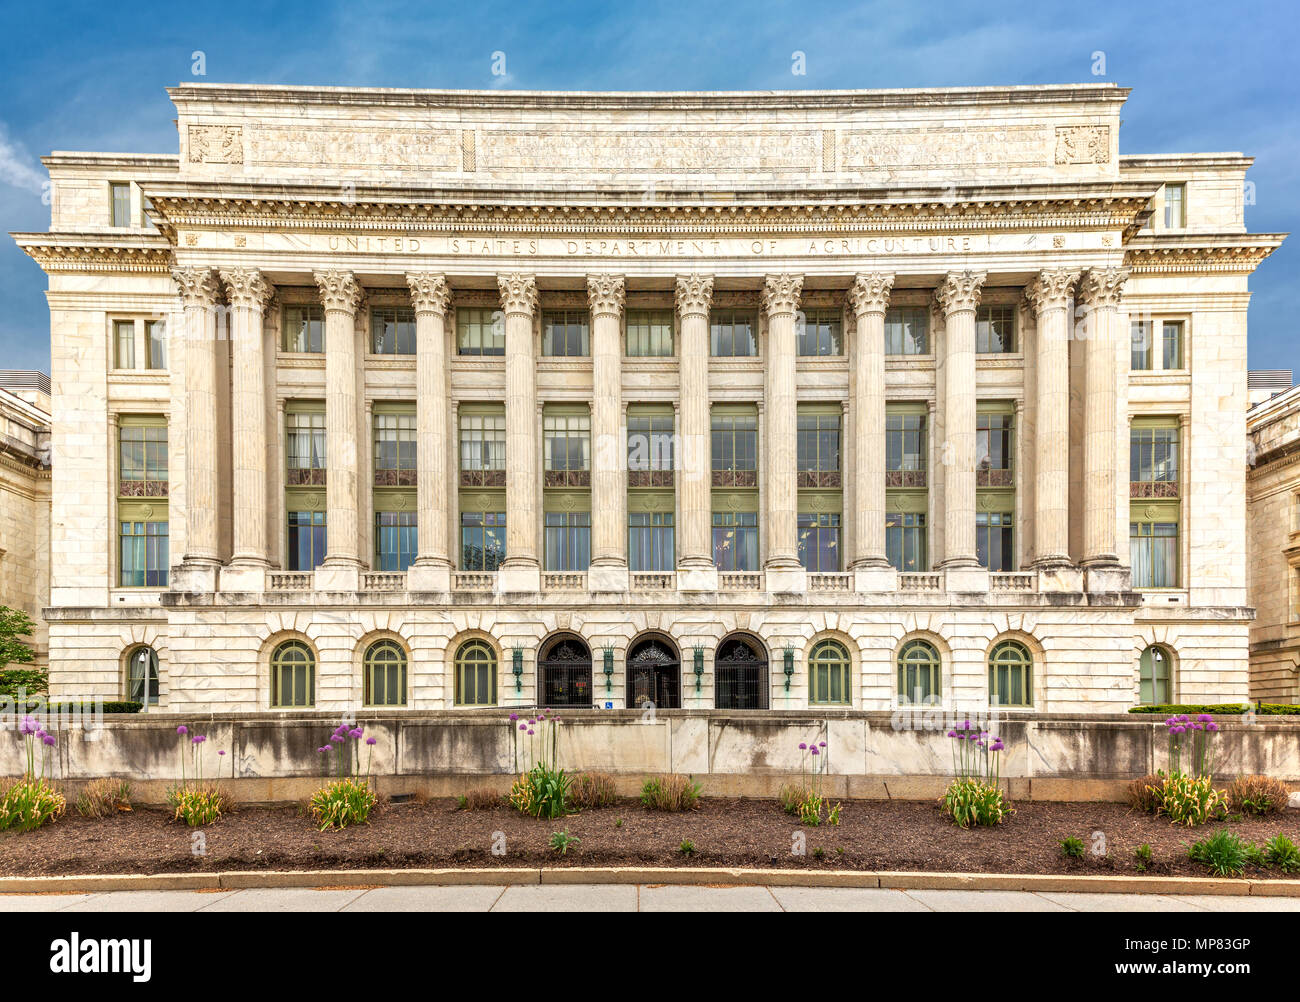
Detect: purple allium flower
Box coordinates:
(1207, 722, 1219, 732)
(319, 746, 331, 754)
(991, 739, 1005, 752)
(1197, 714, 1213, 723)
(19, 715, 36, 735)
(819, 741, 826, 748)
(366, 737, 377, 746)
(349, 728, 363, 739)
(217, 750, 226, 756)
(192, 735, 206, 744)
(810, 747, 820, 756)
(1172, 725, 1186, 734)
(798, 742, 807, 750)
(963, 720, 971, 730)
(947, 730, 956, 737)
(509, 713, 518, 722)
(519, 724, 527, 731)
(42, 735, 55, 746)
(177, 725, 188, 735)
(330, 734, 344, 744)
(527, 729, 535, 736)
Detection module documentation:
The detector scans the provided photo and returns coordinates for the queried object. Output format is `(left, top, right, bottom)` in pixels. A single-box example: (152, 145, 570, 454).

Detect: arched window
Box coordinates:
(270, 640, 315, 708)
(989, 640, 1032, 707)
(1139, 645, 1172, 705)
(715, 635, 768, 710)
(538, 634, 592, 708)
(808, 639, 850, 706)
(364, 639, 407, 707)
(626, 636, 680, 709)
(125, 645, 159, 708)
(897, 639, 941, 704)
(455, 639, 497, 707)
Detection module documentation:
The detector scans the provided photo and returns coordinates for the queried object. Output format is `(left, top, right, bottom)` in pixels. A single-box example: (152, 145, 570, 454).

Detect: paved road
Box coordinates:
(2, 884, 1298, 912)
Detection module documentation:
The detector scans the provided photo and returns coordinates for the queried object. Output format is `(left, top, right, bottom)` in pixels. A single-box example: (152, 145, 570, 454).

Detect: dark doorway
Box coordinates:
(714, 634, 769, 709)
(538, 634, 593, 708)
(626, 635, 680, 710)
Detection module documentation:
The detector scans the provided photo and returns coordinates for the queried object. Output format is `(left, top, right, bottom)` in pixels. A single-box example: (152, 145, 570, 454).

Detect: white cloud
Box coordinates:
(0, 125, 45, 196)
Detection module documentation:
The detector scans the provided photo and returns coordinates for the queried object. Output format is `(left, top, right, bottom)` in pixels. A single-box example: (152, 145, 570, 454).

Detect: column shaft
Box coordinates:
(314, 270, 364, 568)
(172, 268, 222, 572)
(675, 276, 714, 577)
(407, 273, 452, 580)
(762, 274, 803, 572)
(588, 275, 627, 587)
(498, 275, 540, 579)
(848, 273, 893, 568)
(935, 271, 986, 569)
(221, 269, 273, 567)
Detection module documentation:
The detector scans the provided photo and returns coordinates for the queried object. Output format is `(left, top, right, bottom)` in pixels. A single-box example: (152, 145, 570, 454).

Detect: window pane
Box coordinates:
(146, 320, 167, 370)
(110, 183, 131, 227)
(283, 306, 325, 353)
(371, 307, 416, 355)
(457, 307, 505, 356)
(710, 310, 757, 357)
(626, 309, 673, 357)
(885, 308, 929, 355)
(1131, 321, 1153, 370)
(114, 320, 135, 369)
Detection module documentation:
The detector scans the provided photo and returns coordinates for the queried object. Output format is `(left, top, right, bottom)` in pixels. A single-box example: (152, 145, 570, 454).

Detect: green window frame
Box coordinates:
(460, 505, 506, 571)
(282, 305, 325, 353)
(1131, 321, 1154, 371)
(809, 639, 851, 706)
(1161, 321, 1184, 370)
(976, 508, 1015, 572)
(626, 309, 673, 357)
(884, 307, 929, 355)
(989, 640, 1032, 707)
(270, 640, 315, 708)
(1163, 183, 1186, 229)
(119, 419, 168, 497)
(113, 319, 135, 369)
(110, 182, 131, 228)
(886, 405, 928, 487)
(543, 409, 591, 472)
(628, 508, 675, 571)
(371, 307, 416, 355)
(125, 644, 160, 707)
(374, 507, 417, 572)
(1130, 508, 1179, 589)
(286, 406, 327, 485)
(797, 309, 843, 357)
(1139, 645, 1173, 705)
(454, 639, 498, 707)
(886, 497, 928, 572)
(544, 507, 592, 572)
(798, 511, 842, 572)
(976, 305, 1016, 354)
(711, 406, 758, 482)
(1130, 420, 1180, 496)
(373, 407, 417, 486)
(118, 510, 169, 588)
(457, 307, 505, 356)
(363, 639, 407, 707)
(710, 309, 757, 357)
(897, 639, 941, 704)
(146, 320, 167, 370)
(627, 409, 674, 480)
(459, 407, 506, 477)
(976, 404, 1015, 486)
(797, 408, 841, 477)
(542, 310, 590, 357)
(286, 507, 327, 571)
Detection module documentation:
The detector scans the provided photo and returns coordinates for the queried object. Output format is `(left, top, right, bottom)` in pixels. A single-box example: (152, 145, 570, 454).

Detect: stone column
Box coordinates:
(220, 268, 275, 591)
(498, 274, 540, 592)
(171, 267, 222, 594)
(674, 275, 717, 592)
(847, 272, 895, 591)
(313, 270, 364, 590)
(934, 271, 987, 591)
(1078, 267, 1131, 592)
(762, 274, 805, 592)
(587, 274, 628, 592)
(1024, 268, 1081, 590)
(406, 272, 453, 592)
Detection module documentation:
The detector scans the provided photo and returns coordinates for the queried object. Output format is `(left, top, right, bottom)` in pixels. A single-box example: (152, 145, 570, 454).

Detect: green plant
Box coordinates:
(640, 774, 701, 812)
(812, 847, 825, 860)
(167, 784, 231, 827)
(1227, 775, 1289, 816)
(827, 801, 842, 826)
(1129, 703, 1300, 716)
(678, 839, 696, 857)
(779, 784, 806, 815)
(1060, 836, 1085, 858)
(510, 763, 572, 819)
(0, 778, 66, 832)
(1133, 843, 1153, 871)
(942, 777, 1015, 828)
(1125, 774, 1164, 814)
(1163, 714, 1219, 777)
(549, 830, 580, 855)
(75, 779, 132, 819)
(309, 777, 378, 831)
(614, 817, 624, 828)
(1157, 771, 1227, 827)
(570, 772, 618, 810)
(1264, 834, 1300, 873)
(1188, 829, 1248, 876)
(0, 606, 41, 700)
(797, 790, 825, 827)
(1244, 843, 1268, 868)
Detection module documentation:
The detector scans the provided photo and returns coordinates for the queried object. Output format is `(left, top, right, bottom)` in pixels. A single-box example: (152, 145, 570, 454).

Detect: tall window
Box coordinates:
(977, 511, 1015, 572)
(1131, 320, 1154, 370)
(886, 409, 927, 488)
(1163, 183, 1186, 229)
(119, 424, 168, 497)
(374, 511, 417, 571)
(710, 310, 757, 357)
(363, 639, 407, 707)
(897, 639, 941, 704)
(712, 511, 758, 571)
(1161, 321, 1184, 370)
(457, 307, 505, 356)
(808, 639, 851, 706)
(797, 309, 842, 356)
(460, 510, 506, 570)
(283, 305, 325, 353)
(287, 510, 327, 571)
(373, 410, 417, 486)
(711, 409, 758, 486)
(627, 412, 674, 483)
(110, 182, 131, 227)
(286, 410, 326, 485)
(886, 512, 927, 572)
(454, 639, 497, 707)
(628, 511, 675, 571)
(989, 640, 1032, 707)
(113, 320, 135, 369)
(1132, 319, 1185, 372)
(371, 307, 416, 355)
(118, 418, 168, 588)
(798, 512, 841, 572)
(1139, 645, 1172, 705)
(1130, 424, 1180, 497)
(542, 310, 590, 356)
(270, 640, 314, 708)
(120, 519, 169, 587)
(459, 410, 506, 485)
(1130, 519, 1178, 588)
(884, 307, 929, 355)
(976, 305, 1016, 353)
(976, 410, 1014, 486)
(626, 309, 673, 357)
(125, 645, 160, 707)
(797, 411, 841, 487)
(544, 511, 591, 571)
(543, 410, 591, 486)
(146, 319, 167, 370)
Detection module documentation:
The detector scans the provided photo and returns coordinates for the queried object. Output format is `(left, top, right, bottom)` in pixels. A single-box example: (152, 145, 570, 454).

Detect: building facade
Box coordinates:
(0, 371, 51, 670)
(12, 83, 1283, 714)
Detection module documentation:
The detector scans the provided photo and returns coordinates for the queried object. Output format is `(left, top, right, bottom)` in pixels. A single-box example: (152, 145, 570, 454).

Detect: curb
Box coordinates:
(0, 867, 1295, 897)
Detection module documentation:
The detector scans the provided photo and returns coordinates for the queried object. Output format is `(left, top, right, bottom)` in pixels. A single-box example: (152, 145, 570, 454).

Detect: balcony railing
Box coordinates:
(460, 469, 506, 488)
(898, 572, 943, 592)
(885, 470, 927, 489)
(268, 572, 312, 591)
(1130, 481, 1179, 499)
(976, 467, 1015, 488)
(362, 572, 406, 591)
(630, 571, 675, 590)
(453, 572, 496, 591)
(543, 572, 587, 591)
(627, 470, 674, 488)
(808, 572, 851, 591)
(990, 572, 1036, 592)
(719, 571, 763, 590)
(796, 470, 841, 489)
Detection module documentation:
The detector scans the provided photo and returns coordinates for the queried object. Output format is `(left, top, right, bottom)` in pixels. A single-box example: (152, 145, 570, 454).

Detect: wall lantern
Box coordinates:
(512, 647, 524, 693)
(783, 646, 796, 691)
(603, 645, 615, 693)
(693, 647, 705, 692)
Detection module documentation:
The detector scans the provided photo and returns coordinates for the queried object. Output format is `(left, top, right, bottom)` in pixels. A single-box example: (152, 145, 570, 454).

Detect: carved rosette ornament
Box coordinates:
(496, 273, 538, 317)
(674, 274, 714, 318)
(847, 272, 895, 317)
(313, 270, 363, 315)
(933, 270, 987, 316)
(761, 274, 804, 317)
(220, 268, 274, 310)
(406, 272, 452, 317)
(585, 274, 626, 317)
(171, 268, 222, 310)
(1076, 267, 1130, 310)
(1023, 268, 1080, 316)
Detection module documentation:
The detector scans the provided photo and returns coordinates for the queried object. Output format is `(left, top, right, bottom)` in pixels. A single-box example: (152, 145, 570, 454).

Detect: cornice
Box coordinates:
(11, 233, 173, 274)
(1123, 233, 1286, 275)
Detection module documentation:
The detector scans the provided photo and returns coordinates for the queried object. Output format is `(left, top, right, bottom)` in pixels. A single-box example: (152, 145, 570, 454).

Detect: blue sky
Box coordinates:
(0, 0, 1295, 373)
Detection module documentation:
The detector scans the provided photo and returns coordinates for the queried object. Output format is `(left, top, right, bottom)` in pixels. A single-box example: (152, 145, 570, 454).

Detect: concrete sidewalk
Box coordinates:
(3, 884, 1299, 912)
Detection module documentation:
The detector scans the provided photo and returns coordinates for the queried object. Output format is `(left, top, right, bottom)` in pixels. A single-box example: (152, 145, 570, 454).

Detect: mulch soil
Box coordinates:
(1, 796, 1298, 879)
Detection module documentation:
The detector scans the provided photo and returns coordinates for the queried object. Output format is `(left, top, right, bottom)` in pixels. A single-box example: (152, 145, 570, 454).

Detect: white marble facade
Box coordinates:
(12, 82, 1284, 713)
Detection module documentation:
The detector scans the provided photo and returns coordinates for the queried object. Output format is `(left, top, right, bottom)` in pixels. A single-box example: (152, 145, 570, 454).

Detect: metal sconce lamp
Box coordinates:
(783, 646, 796, 691)
(603, 645, 615, 694)
(512, 646, 524, 693)
(693, 647, 704, 692)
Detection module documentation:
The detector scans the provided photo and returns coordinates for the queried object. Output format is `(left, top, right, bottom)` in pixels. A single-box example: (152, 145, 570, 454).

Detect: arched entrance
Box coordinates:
(715, 634, 769, 709)
(538, 633, 593, 708)
(626, 635, 680, 710)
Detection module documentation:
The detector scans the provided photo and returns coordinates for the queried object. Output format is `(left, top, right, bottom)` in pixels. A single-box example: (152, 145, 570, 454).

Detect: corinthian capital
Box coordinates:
(674, 274, 714, 318)
(1023, 268, 1080, 316)
(220, 268, 274, 311)
(761, 274, 804, 317)
(313, 270, 363, 314)
(933, 270, 987, 316)
(1076, 267, 1130, 310)
(497, 273, 538, 317)
(172, 268, 221, 309)
(406, 272, 452, 316)
(847, 272, 895, 317)
(586, 274, 626, 317)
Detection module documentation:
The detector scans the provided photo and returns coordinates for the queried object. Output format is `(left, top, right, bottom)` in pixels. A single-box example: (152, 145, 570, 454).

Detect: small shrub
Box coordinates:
(1158, 772, 1227, 827)
(798, 790, 825, 827)
(941, 778, 1014, 828)
(640, 774, 701, 812)
(1188, 829, 1248, 876)
(457, 788, 502, 811)
(549, 830, 579, 855)
(1227, 775, 1289, 817)
(1265, 834, 1300, 873)
(614, 817, 624, 828)
(1125, 774, 1164, 814)
(779, 784, 807, 815)
(308, 778, 377, 831)
(827, 801, 842, 826)
(1244, 843, 1268, 868)
(1060, 836, 1085, 858)
(166, 783, 232, 827)
(678, 839, 696, 857)
(75, 779, 132, 819)
(510, 763, 571, 819)
(0, 778, 66, 832)
(812, 847, 825, 860)
(570, 772, 618, 810)
(1133, 843, 1153, 871)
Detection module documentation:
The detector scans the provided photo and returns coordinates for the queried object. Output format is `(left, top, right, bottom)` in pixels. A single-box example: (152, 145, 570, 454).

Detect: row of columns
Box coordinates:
(169, 265, 1129, 594)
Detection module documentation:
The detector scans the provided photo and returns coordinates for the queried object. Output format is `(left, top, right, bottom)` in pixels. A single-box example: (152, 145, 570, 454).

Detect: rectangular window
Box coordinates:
(375, 511, 418, 571)
(110, 182, 131, 227)
(627, 411, 674, 486)
(542, 310, 590, 357)
(373, 410, 417, 486)
(710, 310, 757, 357)
(119, 424, 168, 497)
(797, 309, 842, 356)
(457, 307, 504, 356)
(371, 307, 416, 355)
(628, 511, 675, 571)
(119, 520, 168, 587)
(797, 411, 841, 487)
(1131, 321, 1154, 371)
(544, 511, 591, 571)
(712, 511, 758, 571)
(286, 410, 327, 485)
(1130, 424, 1180, 496)
(798, 512, 841, 572)
(145, 320, 167, 370)
(283, 305, 325, 353)
(977, 411, 1015, 487)
(113, 320, 135, 369)
(886, 409, 928, 487)
(711, 409, 758, 486)
(976, 511, 1015, 572)
(976, 305, 1016, 353)
(459, 410, 506, 485)
(461, 510, 506, 570)
(1131, 521, 1179, 588)
(626, 309, 673, 357)
(886, 512, 927, 572)
(885, 307, 929, 355)
(1164, 183, 1186, 229)
(543, 410, 591, 487)
(1161, 321, 1184, 370)
(287, 510, 327, 571)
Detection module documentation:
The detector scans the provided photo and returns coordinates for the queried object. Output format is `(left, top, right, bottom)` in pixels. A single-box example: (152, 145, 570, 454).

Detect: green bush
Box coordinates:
(7, 699, 142, 714)
(1188, 830, 1248, 876)
(1059, 836, 1085, 858)
(779, 784, 806, 815)
(308, 778, 377, 831)
(1265, 834, 1300, 873)
(510, 763, 570, 819)
(1129, 703, 1300, 716)
(0, 778, 66, 832)
(941, 778, 1014, 828)
(1157, 772, 1227, 827)
(640, 774, 701, 812)
(75, 779, 132, 819)
(549, 830, 579, 855)
(167, 784, 232, 827)
(1133, 843, 1153, 871)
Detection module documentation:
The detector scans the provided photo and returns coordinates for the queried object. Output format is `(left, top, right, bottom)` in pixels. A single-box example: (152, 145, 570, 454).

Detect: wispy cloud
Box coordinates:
(0, 125, 45, 197)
